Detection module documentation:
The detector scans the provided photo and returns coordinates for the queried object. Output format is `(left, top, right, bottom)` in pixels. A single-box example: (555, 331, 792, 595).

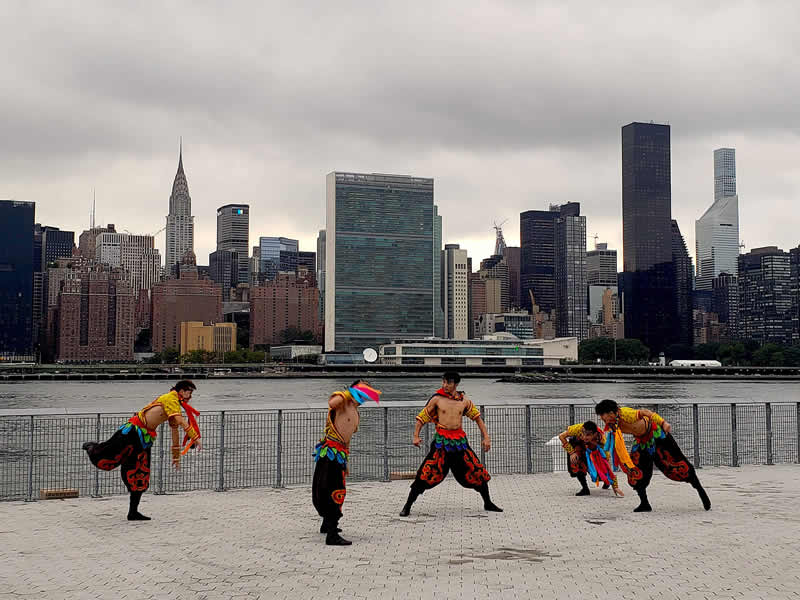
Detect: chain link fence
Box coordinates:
(1, 402, 798, 501)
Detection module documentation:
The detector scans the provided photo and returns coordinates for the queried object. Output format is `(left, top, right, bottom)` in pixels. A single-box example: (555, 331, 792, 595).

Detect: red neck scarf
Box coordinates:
(435, 388, 464, 401)
(180, 400, 201, 452)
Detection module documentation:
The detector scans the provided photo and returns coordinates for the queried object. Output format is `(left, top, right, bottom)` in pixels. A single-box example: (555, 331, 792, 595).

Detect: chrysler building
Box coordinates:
(165, 142, 194, 276)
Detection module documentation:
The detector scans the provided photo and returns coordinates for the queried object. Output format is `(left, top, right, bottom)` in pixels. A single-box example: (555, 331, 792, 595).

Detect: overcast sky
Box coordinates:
(2, 1, 798, 268)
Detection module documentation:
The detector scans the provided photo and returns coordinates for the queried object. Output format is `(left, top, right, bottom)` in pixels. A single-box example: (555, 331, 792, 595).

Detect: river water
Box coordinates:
(0, 377, 795, 413)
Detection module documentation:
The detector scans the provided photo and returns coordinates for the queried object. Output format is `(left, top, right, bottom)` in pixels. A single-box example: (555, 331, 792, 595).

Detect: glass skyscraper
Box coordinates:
(325, 172, 435, 353)
(520, 209, 557, 312)
(621, 122, 676, 355)
(258, 236, 299, 281)
(0, 200, 35, 359)
(216, 204, 249, 285)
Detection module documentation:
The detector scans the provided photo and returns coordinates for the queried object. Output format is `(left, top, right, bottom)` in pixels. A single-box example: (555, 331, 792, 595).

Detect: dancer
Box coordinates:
(82, 380, 202, 521)
(594, 399, 711, 512)
(557, 420, 624, 497)
(312, 380, 381, 546)
(399, 371, 502, 517)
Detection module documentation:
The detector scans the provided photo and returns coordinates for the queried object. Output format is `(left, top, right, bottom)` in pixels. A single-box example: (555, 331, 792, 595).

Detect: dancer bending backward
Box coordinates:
(312, 380, 381, 546)
(558, 420, 626, 497)
(83, 380, 202, 521)
(400, 372, 502, 517)
(594, 399, 711, 512)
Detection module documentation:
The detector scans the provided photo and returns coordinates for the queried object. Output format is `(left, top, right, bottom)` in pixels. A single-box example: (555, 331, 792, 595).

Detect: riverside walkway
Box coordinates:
(1, 465, 798, 600)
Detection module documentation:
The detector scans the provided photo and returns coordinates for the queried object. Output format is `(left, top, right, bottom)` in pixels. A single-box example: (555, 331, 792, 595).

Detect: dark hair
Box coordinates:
(595, 399, 618, 415)
(350, 379, 367, 388)
(442, 371, 461, 384)
(173, 380, 197, 393)
(582, 420, 599, 433)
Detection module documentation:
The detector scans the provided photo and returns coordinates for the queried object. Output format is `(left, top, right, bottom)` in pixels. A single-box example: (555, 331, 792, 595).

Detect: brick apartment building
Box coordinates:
(250, 273, 320, 347)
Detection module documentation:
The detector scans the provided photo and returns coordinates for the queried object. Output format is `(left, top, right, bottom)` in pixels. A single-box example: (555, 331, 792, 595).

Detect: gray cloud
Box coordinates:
(1, 0, 798, 266)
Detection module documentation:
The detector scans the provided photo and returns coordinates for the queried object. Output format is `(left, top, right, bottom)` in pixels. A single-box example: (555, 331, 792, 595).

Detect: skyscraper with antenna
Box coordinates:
(165, 139, 195, 276)
(493, 220, 507, 256)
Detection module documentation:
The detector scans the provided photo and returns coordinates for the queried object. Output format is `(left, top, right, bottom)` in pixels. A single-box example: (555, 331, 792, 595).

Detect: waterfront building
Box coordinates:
(96, 232, 161, 296)
(249, 272, 320, 347)
(737, 246, 795, 345)
(0, 200, 35, 359)
(271, 344, 323, 361)
(442, 244, 470, 340)
(476, 311, 535, 339)
(56, 267, 135, 362)
(672, 220, 694, 347)
(379, 336, 578, 367)
(621, 121, 676, 354)
(151, 257, 222, 352)
(216, 204, 249, 284)
(179, 321, 237, 355)
(325, 172, 436, 353)
(165, 144, 194, 277)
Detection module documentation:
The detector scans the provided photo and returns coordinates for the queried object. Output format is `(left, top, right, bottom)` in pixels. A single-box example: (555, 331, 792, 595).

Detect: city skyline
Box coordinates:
(2, 3, 798, 269)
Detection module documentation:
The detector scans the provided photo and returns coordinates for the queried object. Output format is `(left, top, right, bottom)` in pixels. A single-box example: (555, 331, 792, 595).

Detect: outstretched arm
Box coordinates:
(637, 408, 670, 433)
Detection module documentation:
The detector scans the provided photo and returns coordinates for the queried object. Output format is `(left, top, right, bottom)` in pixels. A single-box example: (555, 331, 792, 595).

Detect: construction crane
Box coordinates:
(493, 219, 508, 256)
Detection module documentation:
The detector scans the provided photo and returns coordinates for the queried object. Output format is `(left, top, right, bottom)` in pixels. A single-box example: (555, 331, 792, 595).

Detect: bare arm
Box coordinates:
(475, 416, 491, 452)
(637, 408, 670, 433)
(558, 429, 580, 465)
(413, 397, 436, 446)
(412, 419, 424, 447)
(328, 393, 345, 410)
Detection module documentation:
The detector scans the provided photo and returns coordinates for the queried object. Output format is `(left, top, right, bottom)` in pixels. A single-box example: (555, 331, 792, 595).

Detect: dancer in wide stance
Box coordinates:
(558, 420, 626, 497)
(594, 399, 711, 512)
(312, 380, 381, 546)
(83, 380, 202, 520)
(399, 371, 502, 517)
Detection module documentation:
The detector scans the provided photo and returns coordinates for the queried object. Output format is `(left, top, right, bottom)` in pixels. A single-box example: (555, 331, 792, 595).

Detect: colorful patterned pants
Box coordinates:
(566, 438, 589, 477)
(623, 432, 697, 490)
(410, 441, 491, 494)
(86, 429, 152, 492)
(312, 457, 347, 525)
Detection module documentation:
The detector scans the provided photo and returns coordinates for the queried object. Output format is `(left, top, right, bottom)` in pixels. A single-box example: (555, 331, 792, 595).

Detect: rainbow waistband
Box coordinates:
(120, 416, 157, 449)
(433, 427, 469, 452)
(313, 437, 349, 465)
(632, 422, 666, 455)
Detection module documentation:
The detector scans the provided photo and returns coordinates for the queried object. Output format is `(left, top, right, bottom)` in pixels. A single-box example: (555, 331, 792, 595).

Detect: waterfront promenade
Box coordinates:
(2, 465, 799, 599)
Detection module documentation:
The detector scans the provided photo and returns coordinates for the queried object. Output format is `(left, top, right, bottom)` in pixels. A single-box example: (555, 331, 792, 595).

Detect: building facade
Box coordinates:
(671, 220, 694, 347)
(56, 269, 135, 362)
(502, 246, 521, 309)
(442, 244, 469, 340)
(96, 233, 161, 296)
(554, 203, 587, 340)
(249, 273, 321, 347)
(476, 311, 535, 339)
(0, 200, 35, 359)
(737, 247, 795, 345)
(316, 230, 326, 320)
(165, 146, 194, 276)
(151, 265, 222, 352)
(179, 321, 237, 354)
(216, 204, 249, 285)
(587, 242, 617, 286)
(325, 172, 435, 353)
(209, 249, 240, 302)
(40, 226, 75, 270)
(258, 236, 299, 281)
(621, 121, 676, 355)
(78, 224, 115, 260)
(520, 209, 557, 312)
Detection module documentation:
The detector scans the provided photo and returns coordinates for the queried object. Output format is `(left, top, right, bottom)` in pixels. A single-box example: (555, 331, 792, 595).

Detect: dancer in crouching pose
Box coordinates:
(594, 399, 711, 512)
(399, 371, 502, 517)
(558, 420, 625, 497)
(83, 380, 201, 520)
(312, 380, 381, 545)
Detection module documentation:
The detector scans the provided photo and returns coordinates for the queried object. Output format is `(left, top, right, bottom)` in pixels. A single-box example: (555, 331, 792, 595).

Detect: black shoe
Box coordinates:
(82, 442, 95, 452)
(602, 483, 610, 490)
(633, 503, 652, 512)
(326, 532, 352, 546)
(399, 506, 411, 517)
(484, 502, 503, 512)
(127, 512, 151, 521)
(697, 486, 711, 511)
(575, 488, 590, 496)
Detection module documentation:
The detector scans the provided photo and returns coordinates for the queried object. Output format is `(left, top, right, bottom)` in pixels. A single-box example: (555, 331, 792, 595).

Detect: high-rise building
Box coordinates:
(502, 246, 521, 309)
(316, 230, 326, 320)
(737, 247, 794, 345)
(216, 204, 249, 285)
(298, 251, 316, 279)
(714, 148, 736, 201)
(56, 267, 135, 362)
(209, 249, 240, 301)
(554, 203, 587, 340)
(621, 121, 676, 355)
(165, 144, 194, 277)
(433, 206, 444, 338)
(520, 209, 557, 312)
(671, 220, 694, 347)
(249, 245, 261, 286)
(587, 242, 617, 286)
(0, 200, 35, 359)
(479, 255, 510, 313)
(78, 224, 116, 260)
(39, 226, 75, 270)
(712, 272, 738, 340)
(696, 148, 739, 291)
(259, 237, 298, 281)
(151, 260, 222, 352)
(325, 172, 435, 353)
(96, 233, 161, 296)
(442, 244, 469, 340)
(250, 273, 321, 347)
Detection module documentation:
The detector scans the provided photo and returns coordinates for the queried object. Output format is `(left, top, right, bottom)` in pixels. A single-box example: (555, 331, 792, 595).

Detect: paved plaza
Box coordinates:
(1, 465, 799, 600)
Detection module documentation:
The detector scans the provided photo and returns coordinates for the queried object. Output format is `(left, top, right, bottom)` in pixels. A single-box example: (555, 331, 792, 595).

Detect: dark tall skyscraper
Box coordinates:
(671, 220, 693, 348)
(0, 200, 35, 358)
(40, 226, 75, 269)
(502, 246, 521, 309)
(216, 204, 249, 285)
(520, 209, 557, 312)
(209, 249, 240, 301)
(621, 122, 676, 355)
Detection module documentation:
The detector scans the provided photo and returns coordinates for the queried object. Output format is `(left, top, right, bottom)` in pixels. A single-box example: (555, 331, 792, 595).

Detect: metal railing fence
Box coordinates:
(1, 402, 798, 501)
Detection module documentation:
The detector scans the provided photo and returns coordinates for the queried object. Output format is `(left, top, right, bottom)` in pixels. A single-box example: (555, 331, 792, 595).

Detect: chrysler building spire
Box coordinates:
(165, 140, 194, 275)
